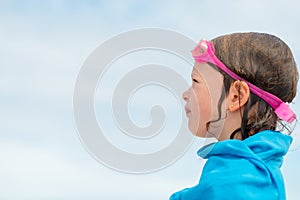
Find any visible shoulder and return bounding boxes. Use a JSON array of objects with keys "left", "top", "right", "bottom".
[{"left": 196, "top": 155, "right": 280, "bottom": 200}]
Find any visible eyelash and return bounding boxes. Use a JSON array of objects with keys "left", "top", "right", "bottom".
[{"left": 192, "top": 78, "right": 199, "bottom": 83}]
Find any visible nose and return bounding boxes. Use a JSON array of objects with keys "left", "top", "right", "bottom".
[{"left": 182, "top": 89, "right": 189, "bottom": 102}]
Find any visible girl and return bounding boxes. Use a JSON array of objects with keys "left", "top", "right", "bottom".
[{"left": 170, "top": 32, "right": 298, "bottom": 199}]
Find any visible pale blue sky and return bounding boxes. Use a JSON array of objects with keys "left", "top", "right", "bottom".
[{"left": 1, "top": 0, "right": 300, "bottom": 199}]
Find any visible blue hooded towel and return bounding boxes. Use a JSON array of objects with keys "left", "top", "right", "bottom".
[{"left": 169, "top": 130, "right": 292, "bottom": 200}]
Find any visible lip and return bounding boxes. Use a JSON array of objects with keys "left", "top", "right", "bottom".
[{"left": 185, "top": 106, "right": 191, "bottom": 116}]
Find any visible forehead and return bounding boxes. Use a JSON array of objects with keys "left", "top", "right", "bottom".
[{"left": 192, "top": 62, "right": 222, "bottom": 78}]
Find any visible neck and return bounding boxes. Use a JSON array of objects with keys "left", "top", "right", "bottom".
[{"left": 217, "top": 111, "right": 243, "bottom": 141}]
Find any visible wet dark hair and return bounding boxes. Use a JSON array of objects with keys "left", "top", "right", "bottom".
[{"left": 208, "top": 32, "right": 298, "bottom": 140}]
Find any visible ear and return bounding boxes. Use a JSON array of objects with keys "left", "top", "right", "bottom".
[{"left": 228, "top": 80, "right": 250, "bottom": 112}]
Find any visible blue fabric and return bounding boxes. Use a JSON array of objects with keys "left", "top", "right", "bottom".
[{"left": 169, "top": 130, "right": 292, "bottom": 200}]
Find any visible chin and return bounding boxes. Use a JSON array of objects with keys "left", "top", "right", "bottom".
[
  {"left": 196, "top": 133, "right": 211, "bottom": 138},
  {"left": 188, "top": 126, "right": 207, "bottom": 138}
]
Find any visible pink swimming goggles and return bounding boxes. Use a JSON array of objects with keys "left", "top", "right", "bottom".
[{"left": 192, "top": 39, "right": 296, "bottom": 123}]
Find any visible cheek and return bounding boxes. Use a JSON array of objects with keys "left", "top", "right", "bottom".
[
  {"left": 188, "top": 87, "right": 213, "bottom": 137},
  {"left": 196, "top": 86, "right": 212, "bottom": 117},
  {"left": 207, "top": 81, "right": 226, "bottom": 119}
]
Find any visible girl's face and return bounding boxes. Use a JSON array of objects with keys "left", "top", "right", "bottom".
[{"left": 183, "top": 62, "right": 225, "bottom": 138}]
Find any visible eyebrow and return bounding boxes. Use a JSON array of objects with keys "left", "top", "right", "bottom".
[{"left": 191, "top": 71, "right": 201, "bottom": 78}]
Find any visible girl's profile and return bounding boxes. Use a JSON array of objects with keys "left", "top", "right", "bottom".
[{"left": 170, "top": 32, "right": 298, "bottom": 200}]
